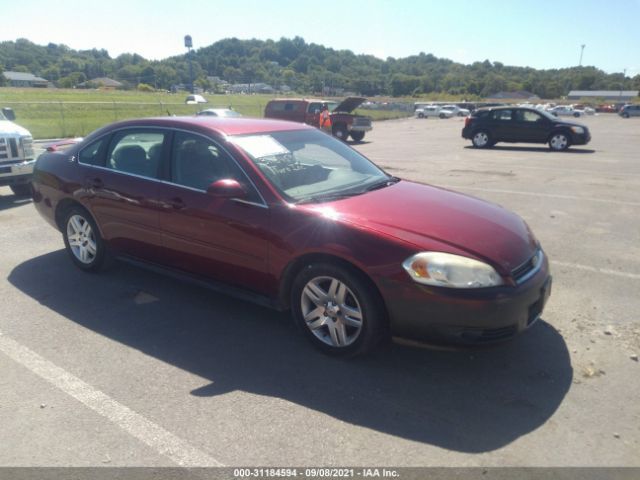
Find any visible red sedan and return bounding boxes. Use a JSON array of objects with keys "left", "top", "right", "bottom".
[{"left": 32, "top": 116, "right": 551, "bottom": 356}]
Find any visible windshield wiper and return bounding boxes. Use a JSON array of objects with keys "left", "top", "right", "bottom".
[
  {"left": 296, "top": 191, "right": 360, "bottom": 204},
  {"left": 362, "top": 176, "right": 400, "bottom": 192}
]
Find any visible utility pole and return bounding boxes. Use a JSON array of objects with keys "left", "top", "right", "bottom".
[
  {"left": 579, "top": 44, "right": 586, "bottom": 66},
  {"left": 184, "top": 35, "right": 194, "bottom": 94},
  {"left": 619, "top": 68, "right": 627, "bottom": 102}
]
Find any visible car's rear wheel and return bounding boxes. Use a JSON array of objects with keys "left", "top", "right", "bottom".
[
  {"left": 62, "top": 207, "right": 108, "bottom": 272},
  {"left": 573, "top": 112, "right": 580, "bottom": 117},
  {"left": 10, "top": 183, "right": 31, "bottom": 197},
  {"left": 548, "top": 132, "right": 570, "bottom": 151},
  {"left": 622, "top": 112, "right": 630, "bottom": 118},
  {"left": 350, "top": 131, "right": 365, "bottom": 142},
  {"left": 332, "top": 124, "right": 348, "bottom": 141},
  {"left": 417, "top": 113, "right": 424, "bottom": 118},
  {"left": 472, "top": 130, "right": 492, "bottom": 148},
  {"left": 291, "top": 263, "right": 387, "bottom": 356},
  {"left": 439, "top": 113, "right": 446, "bottom": 119}
]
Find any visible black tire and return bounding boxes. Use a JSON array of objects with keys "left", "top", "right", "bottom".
[
  {"left": 439, "top": 113, "right": 446, "bottom": 119},
  {"left": 417, "top": 113, "right": 424, "bottom": 118},
  {"left": 62, "top": 206, "right": 109, "bottom": 272},
  {"left": 548, "top": 131, "right": 571, "bottom": 151},
  {"left": 10, "top": 183, "right": 31, "bottom": 197},
  {"left": 471, "top": 130, "right": 492, "bottom": 148},
  {"left": 291, "top": 263, "right": 387, "bottom": 357},
  {"left": 332, "top": 124, "right": 348, "bottom": 141},
  {"left": 623, "top": 112, "right": 629, "bottom": 118},
  {"left": 573, "top": 112, "right": 580, "bottom": 117},
  {"left": 350, "top": 131, "right": 365, "bottom": 142}
]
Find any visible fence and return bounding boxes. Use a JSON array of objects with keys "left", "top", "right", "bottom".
[
  {"left": 4, "top": 100, "right": 412, "bottom": 139},
  {"left": 3, "top": 101, "right": 267, "bottom": 139}
]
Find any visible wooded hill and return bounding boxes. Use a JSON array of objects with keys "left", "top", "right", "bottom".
[{"left": 1, "top": 37, "right": 638, "bottom": 98}]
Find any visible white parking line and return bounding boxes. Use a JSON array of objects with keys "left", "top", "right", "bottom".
[
  {"left": 552, "top": 261, "right": 640, "bottom": 280},
  {"left": 0, "top": 331, "right": 224, "bottom": 467},
  {"left": 439, "top": 185, "right": 640, "bottom": 207}
]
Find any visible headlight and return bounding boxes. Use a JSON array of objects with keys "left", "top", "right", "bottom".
[
  {"left": 570, "top": 126, "right": 584, "bottom": 134},
  {"left": 402, "top": 252, "right": 503, "bottom": 288}
]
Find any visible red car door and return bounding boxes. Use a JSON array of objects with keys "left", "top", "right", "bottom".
[
  {"left": 158, "top": 131, "right": 271, "bottom": 295},
  {"left": 81, "top": 129, "right": 168, "bottom": 262}
]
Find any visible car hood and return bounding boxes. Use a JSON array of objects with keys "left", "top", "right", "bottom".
[
  {"left": 301, "top": 180, "right": 538, "bottom": 273},
  {"left": 554, "top": 119, "right": 587, "bottom": 129},
  {"left": 0, "top": 120, "right": 31, "bottom": 137},
  {"left": 332, "top": 97, "right": 367, "bottom": 113}
]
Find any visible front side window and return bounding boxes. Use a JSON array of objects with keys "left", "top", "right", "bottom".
[
  {"left": 170, "top": 132, "right": 261, "bottom": 202},
  {"left": 515, "top": 110, "right": 544, "bottom": 122},
  {"left": 106, "top": 130, "right": 166, "bottom": 178},
  {"left": 230, "top": 129, "right": 390, "bottom": 203}
]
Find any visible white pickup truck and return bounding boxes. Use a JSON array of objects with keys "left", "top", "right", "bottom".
[{"left": 0, "top": 108, "right": 35, "bottom": 196}]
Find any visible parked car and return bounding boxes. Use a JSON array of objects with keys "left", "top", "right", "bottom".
[
  {"left": 441, "top": 105, "right": 471, "bottom": 117},
  {"left": 264, "top": 97, "right": 372, "bottom": 141},
  {"left": 549, "top": 105, "right": 584, "bottom": 117},
  {"left": 32, "top": 116, "right": 551, "bottom": 356},
  {"left": 415, "top": 106, "right": 453, "bottom": 119},
  {"left": 618, "top": 104, "right": 640, "bottom": 118},
  {"left": 185, "top": 94, "right": 208, "bottom": 105},
  {"left": 196, "top": 108, "right": 242, "bottom": 118},
  {"left": 0, "top": 107, "right": 35, "bottom": 196},
  {"left": 596, "top": 104, "right": 617, "bottom": 113},
  {"left": 462, "top": 106, "right": 591, "bottom": 151}
]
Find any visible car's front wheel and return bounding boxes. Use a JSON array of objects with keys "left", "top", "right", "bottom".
[
  {"left": 548, "top": 132, "right": 570, "bottom": 151},
  {"left": 291, "top": 263, "right": 387, "bottom": 356},
  {"left": 471, "top": 130, "right": 492, "bottom": 148},
  {"left": 62, "top": 207, "right": 108, "bottom": 272},
  {"left": 350, "top": 131, "right": 365, "bottom": 142},
  {"left": 332, "top": 124, "right": 348, "bottom": 141}
]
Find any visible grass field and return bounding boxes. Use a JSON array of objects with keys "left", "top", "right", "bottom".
[{"left": 0, "top": 88, "right": 412, "bottom": 139}]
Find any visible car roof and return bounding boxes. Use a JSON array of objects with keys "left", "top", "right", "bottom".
[{"left": 85, "top": 116, "right": 313, "bottom": 140}]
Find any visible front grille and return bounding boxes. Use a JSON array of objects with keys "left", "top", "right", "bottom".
[
  {"left": 0, "top": 138, "right": 7, "bottom": 160},
  {"left": 512, "top": 250, "right": 543, "bottom": 284}
]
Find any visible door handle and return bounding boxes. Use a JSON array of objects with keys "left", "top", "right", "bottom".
[{"left": 86, "top": 177, "right": 103, "bottom": 189}]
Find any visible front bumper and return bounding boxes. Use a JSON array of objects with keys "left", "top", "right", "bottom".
[
  {"left": 380, "top": 260, "right": 552, "bottom": 345},
  {"left": 348, "top": 125, "right": 373, "bottom": 133},
  {"left": 0, "top": 159, "right": 35, "bottom": 187},
  {"left": 571, "top": 131, "right": 591, "bottom": 146}
]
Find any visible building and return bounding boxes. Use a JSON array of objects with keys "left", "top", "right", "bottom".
[
  {"left": 487, "top": 91, "right": 540, "bottom": 100},
  {"left": 77, "top": 77, "right": 123, "bottom": 90},
  {"left": 2, "top": 71, "right": 49, "bottom": 88},
  {"left": 568, "top": 90, "right": 639, "bottom": 101}
]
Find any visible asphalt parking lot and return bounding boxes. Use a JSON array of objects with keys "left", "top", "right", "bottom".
[{"left": 0, "top": 114, "right": 639, "bottom": 467}]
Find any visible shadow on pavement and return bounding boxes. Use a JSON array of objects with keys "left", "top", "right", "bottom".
[
  {"left": 9, "top": 250, "right": 573, "bottom": 453},
  {"left": 463, "top": 145, "right": 595, "bottom": 154},
  {"left": 0, "top": 193, "right": 32, "bottom": 211}
]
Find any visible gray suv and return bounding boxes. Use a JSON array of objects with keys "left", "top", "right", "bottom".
[{"left": 619, "top": 104, "right": 640, "bottom": 118}]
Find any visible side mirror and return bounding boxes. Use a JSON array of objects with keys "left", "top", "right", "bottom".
[
  {"left": 206, "top": 178, "right": 247, "bottom": 199},
  {"left": 2, "top": 107, "right": 16, "bottom": 121}
]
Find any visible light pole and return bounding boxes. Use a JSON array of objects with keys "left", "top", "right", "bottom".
[
  {"left": 579, "top": 44, "right": 586, "bottom": 66},
  {"left": 619, "top": 68, "right": 627, "bottom": 103},
  {"left": 184, "top": 35, "right": 194, "bottom": 94}
]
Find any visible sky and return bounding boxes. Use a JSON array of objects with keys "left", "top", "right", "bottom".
[{"left": 2, "top": 0, "right": 639, "bottom": 76}]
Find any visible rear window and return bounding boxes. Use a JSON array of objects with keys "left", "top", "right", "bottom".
[{"left": 268, "top": 101, "right": 302, "bottom": 112}]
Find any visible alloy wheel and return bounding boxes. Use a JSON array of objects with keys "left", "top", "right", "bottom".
[
  {"left": 300, "top": 276, "right": 363, "bottom": 347},
  {"left": 66, "top": 214, "right": 97, "bottom": 264}
]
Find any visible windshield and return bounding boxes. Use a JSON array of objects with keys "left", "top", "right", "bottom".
[
  {"left": 0, "top": 111, "right": 5, "bottom": 121},
  {"left": 230, "top": 129, "right": 390, "bottom": 203}
]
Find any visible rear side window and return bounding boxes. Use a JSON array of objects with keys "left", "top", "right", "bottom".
[
  {"left": 106, "top": 130, "right": 167, "bottom": 179},
  {"left": 492, "top": 110, "right": 513, "bottom": 121},
  {"left": 78, "top": 138, "right": 106, "bottom": 166}
]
